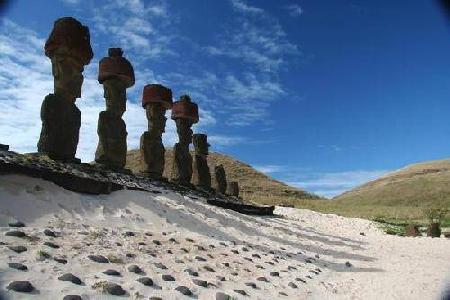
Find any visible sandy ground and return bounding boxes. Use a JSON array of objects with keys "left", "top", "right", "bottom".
[{"left": 0, "top": 174, "right": 449, "bottom": 300}]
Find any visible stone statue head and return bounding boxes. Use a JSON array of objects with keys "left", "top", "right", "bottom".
[
  {"left": 175, "top": 118, "right": 193, "bottom": 145},
  {"left": 103, "top": 78, "right": 127, "bottom": 117},
  {"left": 146, "top": 102, "right": 167, "bottom": 134},
  {"left": 193, "top": 134, "right": 209, "bottom": 155},
  {"left": 52, "top": 55, "right": 84, "bottom": 102}
]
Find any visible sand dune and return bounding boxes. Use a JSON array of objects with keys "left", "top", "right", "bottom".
[{"left": 0, "top": 174, "right": 449, "bottom": 299}]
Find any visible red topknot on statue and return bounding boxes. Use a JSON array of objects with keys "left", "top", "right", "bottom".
[
  {"left": 44, "top": 17, "right": 93, "bottom": 67},
  {"left": 142, "top": 84, "right": 173, "bottom": 109},
  {"left": 171, "top": 95, "right": 199, "bottom": 123},
  {"left": 98, "top": 48, "right": 135, "bottom": 88}
]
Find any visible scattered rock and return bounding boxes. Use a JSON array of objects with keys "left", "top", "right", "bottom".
[
  {"left": 175, "top": 286, "right": 192, "bottom": 296},
  {"left": 127, "top": 264, "right": 143, "bottom": 274},
  {"left": 196, "top": 245, "right": 207, "bottom": 251},
  {"left": 44, "top": 241, "right": 60, "bottom": 248},
  {"left": 126, "top": 253, "right": 136, "bottom": 258},
  {"left": 8, "top": 221, "right": 25, "bottom": 227},
  {"left": 7, "top": 281, "right": 34, "bottom": 293},
  {"left": 54, "top": 257, "right": 68, "bottom": 264},
  {"left": 192, "top": 279, "right": 207, "bottom": 287},
  {"left": 154, "top": 262, "right": 167, "bottom": 270},
  {"left": 175, "top": 259, "right": 184, "bottom": 263},
  {"left": 216, "top": 276, "right": 226, "bottom": 281},
  {"left": 162, "top": 274, "right": 175, "bottom": 281},
  {"left": 252, "top": 253, "right": 261, "bottom": 259},
  {"left": 288, "top": 266, "right": 297, "bottom": 271},
  {"left": 305, "top": 259, "right": 312, "bottom": 263},
  {"left": 345, "top": 261, "right": 352, "bottom": 268},
  {"left": 137, "top": 277, "right": 153, "bottom": 286},
  {"left": 242, "top": 247, "right": 249, "bottom": 252},
  {"left": 8, "top": 245, "right": 27, "bottom": 253},
  {"left": 295, "top": 278, "right": 306, "bottom": 283},
  {"left": 44, "top": 229, "right": 56, "bottom": 237},
  {"left": 216, "top": 292, "right": 232, "bottom": 300},
  {"left": 231, "top": 250, "right": 239, "bottom": 254},
  {"left": 223, "top": 262, "right": 230, "bottom": 267},
  {"left": 245, "top": 282, "right": 257, "bottom": 289},
  {"left": 149, "top": 297, "right": 162, "bottom": 300},
  {"left": 88, "top": 255, "right": 109, "bottom": 263},
  {"left": 186, "top": 238, "right": 194, "bottom": 242},
  {"left": 169, "top": 237, "right": 179, "bottom": 244},
  {"left": 234, "top": 289, "right": 247, "bottom": 296},
  {"left": 145, "top": 232, "right": 153, "bottom": 236},
  {"left": 195, "top": 256, "right": 207, "bottom": 261},
  {"left": 288, "top": 282, "right": 298, "bottom": 288},
  {"left": 103, "top": 269, "right": 121, "bottom": 276},
  {"left": 256, "top": 265, "right": 264, "bottom": 269},
  {"left": 279, "top": 291, "right": 288, "bottom": 296},
  {"left": 184, "top": 268, "right": 199, "bottom": 277},
  {"left": 270, "top": 271, "right": 280, "bottom": 277},
  {"left": 63, "top": 296, "right": 82, "bottom": 300},
  {"left": 203, "top": 266, "right": 215, "bottom": 272},
  {"left": 152, "top": 240, "right": 162, "bottom": 245},
  {"left": 180, "top": 248, "right": 189, "bottom": 253},
  {"left": 123, "top": 231, "right": 135, "bottom": 237},
  {"left": 58, "top": 273, "right": 82, "bottom": 285},
  {"left": 5, "top": 231, "right": 26, "bottom": 238},
  {"left": 105, "top": 282, "right": 126, "bottom": 296},
  {"left": 8, "top": 262, "right": 28, "bottom": 271},
  {"left": 257, "top": 277, "right": 268, "bottom": 282},
  {"left": 360, "top": 232, "right": 365, "bottom": 236}
]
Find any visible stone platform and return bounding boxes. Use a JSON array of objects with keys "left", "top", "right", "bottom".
[{"left": 0, "top": 150, "right": 274, "bottom": 216}]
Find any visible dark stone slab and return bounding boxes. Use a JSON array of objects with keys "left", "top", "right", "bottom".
[
  {"left": 58, "top": 273, "right": 82, "bottom": 285},
  {"left": 8, "top": 262, "right": 28, "bottom": 271},
  {"left": 6, "top": 281, "right": 34, "bottom": 293}
]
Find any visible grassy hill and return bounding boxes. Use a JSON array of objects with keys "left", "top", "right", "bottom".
[
  {"left": 298, "top": 159, "right": 450, "bottom": 224},
  {"left": 126, "top": 149, "right": 321, "bottom": 205}
]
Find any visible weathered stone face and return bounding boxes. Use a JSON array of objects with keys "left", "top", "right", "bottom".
[
  {"left": 140, "top": 131, "right": 165, "bottom": 178},
  {"left": 193, "top": 134, "right": 209, "bottom": 156},
  {"left": 175, "top": 119, "right": 193, "bottom": 145},
  {"left": 214, "top": 165, "right": 227, "bottom": 194},
  {"left": 146, "top": 103, "right": 167, "bottom": 135},
  {"left": 52, "top": 55, "right": 84, "bottom": 102},
  {"left": 192, "top": 155, "right": 211, "bottom": 188},
  {"left": 171, "top": 142, "right": 193, "bottom": 184},
  {"left": 104, "top": 78, "right": 127, "bottom": 117}
]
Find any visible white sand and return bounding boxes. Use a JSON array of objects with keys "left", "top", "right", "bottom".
[{"left": 0, "top": 174, "right": 449, "bottom": 300}]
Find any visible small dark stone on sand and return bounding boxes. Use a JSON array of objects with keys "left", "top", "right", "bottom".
[
  {"left": 184, "top": 268, "right": 199, "bottom": 277},
  {"left": 145, "top": 232, "right": 153, "bottom": 236},
  {"left": 279, "top": 292, "right": 288, "bottom": 296},
  {"left": 180, "top": 247, "right": 189, "bottom": 253},
  {"left": 128, "top": 264, "right": 143, "bottom": 274},
  {"left": 8, "top": 262, "right": 27, "bottom": 271},
  {"left": 185, "top": 238, "right": 194, "bottom": 242},
  {"left": 123, "top": 231, "right": 135, "bottom": 237},
  {"left": 44, "top": 229, "right": 56, "bottom": 237},
  {"left": 234, "top": 289, "right": 247, "bottom": 296},
  {"left": 270, "top": 271, "right": 280, "bottom": 277},
  {"left": 245, "top": 282, "right": 257, "bottom": 289},
  {"left": 5, "top": 231, "right": 26, "bottom": 238},
  {"left": 305, "top": 259, "right": 312, "bottom": 263},
  {"left": 8, "top": 245, "right": 27, "bottom": 253},
  {"left": 360, "top": 232, "right": 365, "bottom": 236},
  {"left": 103, "top": 269, "right": 121, "bottom": 276},
  {"left": 256, "top": 265, "right": 264, "bottom": 269},
  {"left": 203, "top": 266, "right": 215, "bottom": 272},
  {"left": 175, "top": 286, "right": 192, "bottom": 295},
  {"left": 244, "top": 257, "right": 253, "bottom": 262},
  {"left": 152, "top": 240, "right": 161, "bottom": 246},
  {"left": 126, "top": 253, "right": 135, "bottom": 258},
  {"left": 138, "top": 242, "right": 146, "bottom": 245},
  {"left": 175, "top": 259, "right": 184, "bottom": 263},
  {"left": 8, "top": 221, "right": 25, "bottom": 228},
  {"left": 44, "top": 241, "right": 60, "bottom": 248},
  {"left": 162, "top": 274, "right": 175, "bottom": 281},
  {"left": 252, "top": 253, "right": 261, "bottom": 259},
  {"left": 288, "top": 266, "right": 297, "bottom": 271},
  {"left": 88, "top": 255, "right": 109, "bottom": 263},
  {"left": 345, "top": 261, "right": 352, "bottom": 267},
  {"left": 231, "top": 250, "right": 239, "bottom": 254},
  {"left": 58, "top": 273, "right": 82, "bottom": 285},
  {"left": 195, "top": 256, "right": 207, "bottom": 261},
  {"left": 231, "top": 272, "right": 238, "bottom": 276},
  {"left": 257, "top": 277, "right": 268, "bottom": 282},
  {"left": 242, "top": 247, "right": 249, "bottom": 252},
  {"left": 54, "top": 257, "right": 68, "bottom": 264},
  {"left": 216, "top": 276, "right": 226, "bottom": 281},
  {"left": 219, "top": 242, "right": 227, "bottom": 246},
  {"left": 288, "top": 282, "right": 298, "bottom": 288},
  {"left": 105, "top": 282, "right": 126, "bottom": 296},
  {"left": 193, "top": 279, "right": 208, "bottom": 287},
  {"left": 137, "top": 277, "right": 153, "bottom": 286},
  {"left": 154, "top": 262, "right": 167, "bottom": 270},
  {"left": 295, "top": 278, "right": 307, "bottom": 283},
  {"left": 223, "top": 262, "right": 230, "bottom": 267},
  {"left": 166, "top": 249, "right": 173, "bottom": 254},
  {"left": 149, "top": 297, "right": 162, "bottom": 300},
  {"left": 63, "top": 295, "right": 83, "bottom": 300},
  {"left": 216, "top": 292, "right": 232, "bottom": 300},
  {"left": 196, "top": 245, "right": 207, "bottom": 251},
  {"left": 169, "top": 237, "right": 178, "bottom": 244},
  {"left": 7, "top": 281, "right": 34, "bottom": 293}
]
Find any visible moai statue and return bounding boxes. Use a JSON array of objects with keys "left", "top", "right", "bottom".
[
  {"left": 37, "top": 17, "right": 93, "bottom": 162},
  {"left": 95, "top": 48, "right": 135, "bottom": 169},
  {"left": 191, "top": 134, "right": 211, "bottom": 189},
  {"left": 140, "top": 84, "right": 173, "bottom": 178},
  {"left": 227, "top": 181, "right": 240, "bottom": 197},
  {"left": 170, "top": 95, "right": 199, "bottom": 185},
  {"left": 214, "top": 164, "right": 227, "bottom": 195}
]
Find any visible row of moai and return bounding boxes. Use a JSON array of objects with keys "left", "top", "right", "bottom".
[{"left": 36, "top": 17, "right": 240, "bottom": 197}]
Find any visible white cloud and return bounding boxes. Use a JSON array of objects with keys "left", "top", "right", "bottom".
[
  {"left": 287, "top": 170, "right": 389, "bottom": 199},
  {"left": 285, "top": 4, "right": 303, "bottom": 17},
  {"left": 254, "top": 164, "right": 284, "bottom": 174},
  {"left": 230, "top": 0, "right": 264, "bottom": 15}
]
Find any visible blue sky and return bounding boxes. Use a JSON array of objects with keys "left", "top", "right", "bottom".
[{"left": 1, "top": 0, "right": 450, "bottom": 198}]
